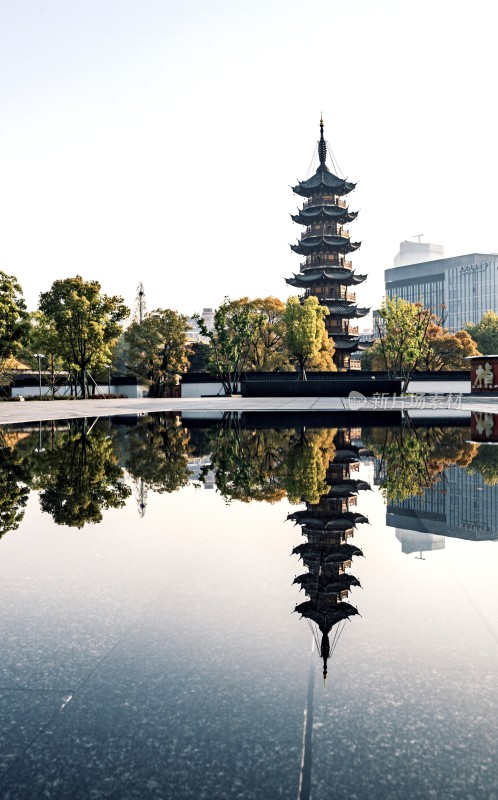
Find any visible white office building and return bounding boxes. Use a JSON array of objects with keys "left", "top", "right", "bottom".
[{"left": 385, "top": 241, "right": 498, "bottom": 330}]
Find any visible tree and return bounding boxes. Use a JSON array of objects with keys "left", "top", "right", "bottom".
[
  {"left": 25, "top": 311, "right": 68, "bottom": 395},
  {"left": 465, "top": 311, "right": 498, "bottom": 356},
  {"left": 419, "top": 325, "right": 479, "bottom": 370},
  {"left": 196, "top": 298, "right": 254, "bottom": 395},
  {"left": 359, "top": 340, "right": 383, "bottom": 371},
  {"left": 187, "top": 341, "right": 212, "bottom": 372},
  {"left": 124, "top": 309, "right": 191, "bottom": 397},
  {"left": 375, "top": 297, "right": 440, "bottom": 391},
  {"left": 0, "top": 271, "right": 30, "bottom": 390},
  {"left": 282, "top": 295, "right": 335, "bottom": 379},
  {"left": 307, "top": 327, "right": 336, "bottom": 371},
  {"left": 39, "top": 276, "right": 129, "bottom": 398},
  {"left": 243, "top": 296, "right": 292, "bottom": 372}
]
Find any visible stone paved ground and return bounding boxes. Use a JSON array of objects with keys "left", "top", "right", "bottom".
[{"left": 0, "top": 394, "right": 498, "bottom": 425}]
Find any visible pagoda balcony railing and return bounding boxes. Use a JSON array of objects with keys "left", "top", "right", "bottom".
[
  {"left": 304, "top": 227, "right": 350, "bottom": 239},
  {"left": 301, "top": 256, "right": 352, "bottom": 269},
  {"left": 303, "top": 196, "right": 347, "bottom": 209},
  {"left": 302, "top": 291, "right": 357, "bottom": 304},
  {"left": 327, "top": 323, "right": 359, "bottom": 335}
]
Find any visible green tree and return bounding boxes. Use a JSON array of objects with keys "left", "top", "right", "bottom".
[
  {"left": 24, "top": 311, "right": 68, "bottom": 395},
  {"left": 243, "top": 296, "right": 292, "bottom": 372},
  {"left": 124, "top": 309, "right": 191, "bottom": 397},
  {"left": 196, "top": 298, "right": 253, "bottom": 395},
  {"left": 187, "top": 341, "right": 212, "bottom": 372},
  {"left": 39, "top": 276, "right": 129, "bottom": 398},
  {"left": 31, "top": 420, "right": 131, "bottom": 527},
  {"left": 375, "top": 297, "right": 440, "bottom": 391},
  {"left": 282, "top": 295, "right": 335, "bottom": 379},
  {"left": 359, "top": 339, "right": 383, "bottom": 371},
  {"left": 0, "top": 271, "right": 30, "bottom": 390},
  {"left": 465, "top": 311, "right": 498, "bottom": 356}
]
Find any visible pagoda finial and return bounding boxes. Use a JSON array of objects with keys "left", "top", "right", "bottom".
[{"left": 318, "top": 114, "right": 327, "bottom": 166}]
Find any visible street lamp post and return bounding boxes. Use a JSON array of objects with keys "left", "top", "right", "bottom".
[
  {"left": 106, "top": 365, "right": 111, "bottom": 396},
  {"left": 34, "top": 354, "right": 44, "bottom": 399}
]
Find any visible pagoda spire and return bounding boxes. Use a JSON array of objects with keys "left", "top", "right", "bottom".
[{"left": 318, "top": 114, "right": 327, "bottom": 166}]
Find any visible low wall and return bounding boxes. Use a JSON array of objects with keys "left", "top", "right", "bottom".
[
  {"left": 240, "top": 378, "right": 402, "bottom": 397},
  {"left": 180, "top": 371, "right": 471, "bottom": 398}
]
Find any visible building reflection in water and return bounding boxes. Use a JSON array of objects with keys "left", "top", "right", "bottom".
[{"left": 290, "top": 428, "right": 372, "bottom": 681}]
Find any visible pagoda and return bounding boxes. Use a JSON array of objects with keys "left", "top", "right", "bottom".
[
  {"left": 286, "top": 118, "right": 371, "bottom": 370},
  {"left": 290, "top": 429, "right": 371, "bottom": 681}
]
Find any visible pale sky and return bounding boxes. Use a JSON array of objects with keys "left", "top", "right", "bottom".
[{"left": 1, "top": 0, "right": 496, "bottom": 319}]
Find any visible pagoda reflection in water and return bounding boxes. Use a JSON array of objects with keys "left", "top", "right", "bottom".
[{"left": 290, "top": 429, "right": 372, "bottom": 680}]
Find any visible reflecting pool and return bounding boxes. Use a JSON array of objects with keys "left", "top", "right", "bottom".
[{"left": 0, "top": 412, "right": 497, "bottom": 799}]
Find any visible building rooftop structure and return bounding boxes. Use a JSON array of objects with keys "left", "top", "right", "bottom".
[{"left": 393, "top": 239, "right": 444, "bottom": 267}]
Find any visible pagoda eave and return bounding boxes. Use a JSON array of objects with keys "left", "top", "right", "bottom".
[
  {"left": 290, "top": 237, "right": 361, "bottom": 256},
  {"left": 323, "top": 301, "right": 362, "bottom": 317},
  {"left": 292, "top": 167, "right": 356, "bottom": 198},
  {"left": 291, "top": 208, "right": 359, "bottom": 225},
  {"left": 284, "top": 268, "right": 367, "bottom": 288},
  {"left": 331, "top": 336, "right": 362, "bottom": 351}
]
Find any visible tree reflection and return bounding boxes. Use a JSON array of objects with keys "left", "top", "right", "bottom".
[
  {"left": 203, "top": 417, "right": 337, "bottom": 505},
  {"left": 0, "top": 430, "right": 30, "bottom": 538},
  {"left": 118, "top": 413, "right": 191, "bottom": 494},
  {"left": 362, "top": 424, "right": 478, "bottom": 503},
  {"left": 32, "top": 420, "right": 130, "bottom": 528},
  {"left": 466, "top": 446, "right": 498, "bottom": 485}
]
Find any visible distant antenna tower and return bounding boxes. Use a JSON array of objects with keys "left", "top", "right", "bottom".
[{"left": 133, "top": 283, "right": 147, "bottom": 323}]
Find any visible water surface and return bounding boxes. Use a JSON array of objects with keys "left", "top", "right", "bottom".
[{"left": 0, "top": 413, "right": 497, "bottom": 799}]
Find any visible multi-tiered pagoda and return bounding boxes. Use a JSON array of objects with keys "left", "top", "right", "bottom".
[
  {"left": 290, "top": 429, "right": 371, "bottom": 681},
  {"left": 286, "top": 119, "right": 370, "bottom": 370}
]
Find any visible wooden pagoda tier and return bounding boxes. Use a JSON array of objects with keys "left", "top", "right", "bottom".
[
  {"left": 290, "top": 429, "right": 371, "bottom": 680},
  {"left": 285, "top": 117, "right": 372, "bottom": 369}
]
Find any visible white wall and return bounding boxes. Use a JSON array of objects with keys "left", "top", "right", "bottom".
[
  {"left": 407, "top": 379, "right": 470, "bottom": 394},
  {"left": 11, "top": 382, "right": 149, "bottom": 398},
  {"left": 181, "top": 381, "right": 227, "bottom": 398}
]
